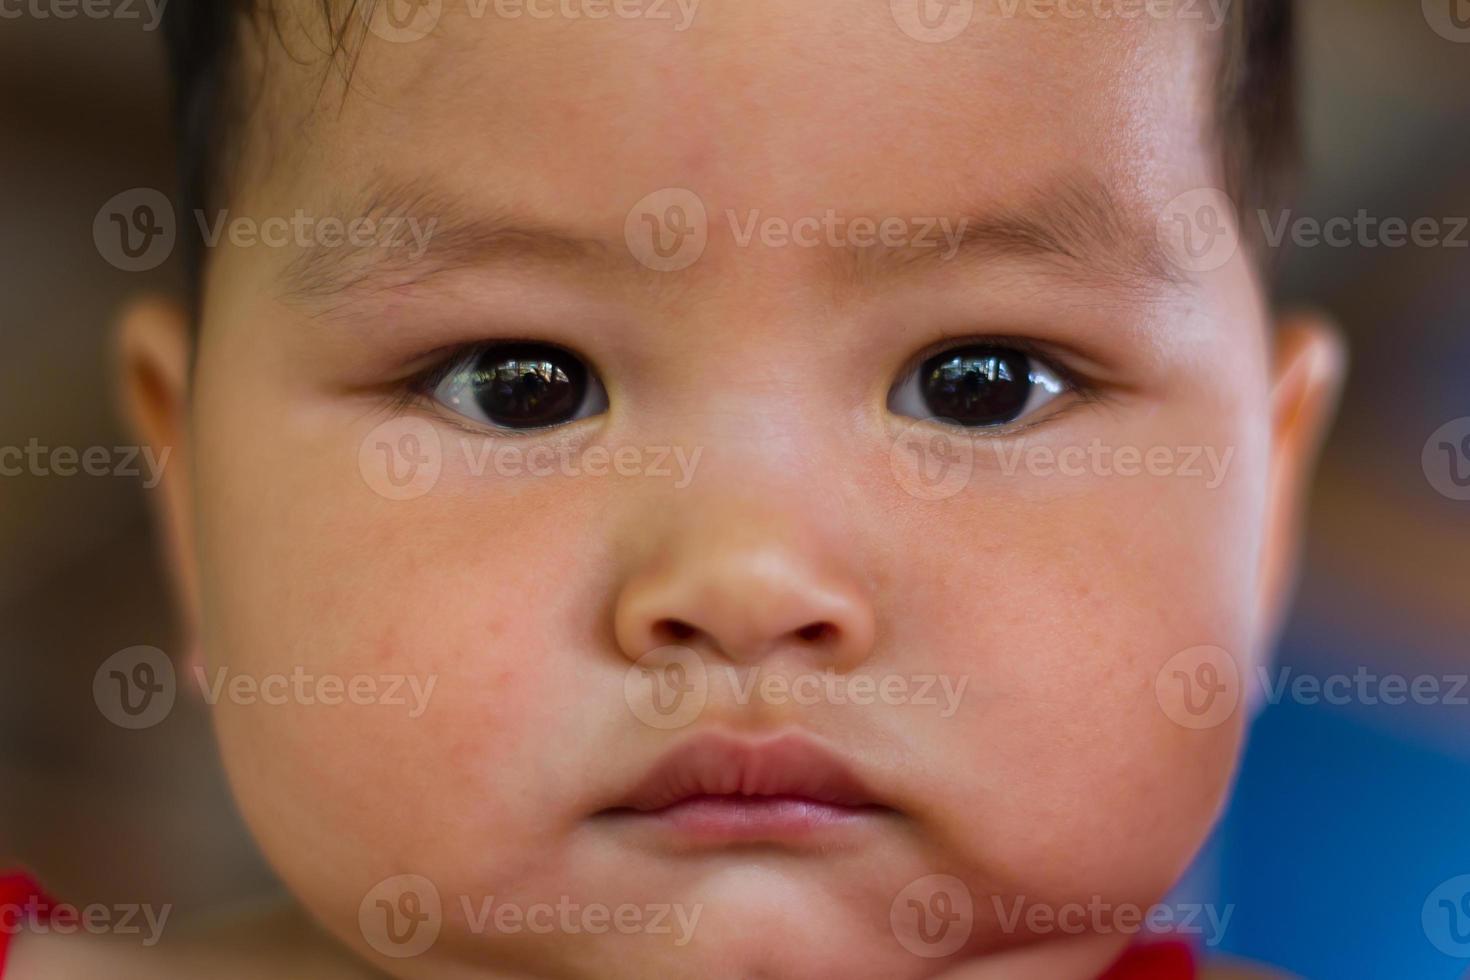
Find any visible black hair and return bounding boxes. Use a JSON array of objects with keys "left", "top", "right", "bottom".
[{"left": 159, "top": 0, "right": 1296, "bottom": 320}]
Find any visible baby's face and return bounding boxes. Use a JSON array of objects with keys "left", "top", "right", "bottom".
[{"left": 174, "top": 1, "right": 1295, "bottom": 976}]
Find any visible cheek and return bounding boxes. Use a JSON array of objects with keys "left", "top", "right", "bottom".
[
  {"left": 886, "top": 424, "right": 1265, "bottom": 901},
  {"left": 194, "top": 403, "right": 615, "bottom": 902}
]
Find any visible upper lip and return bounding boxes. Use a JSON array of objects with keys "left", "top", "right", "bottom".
[{"left": 603, "top": 732, "right": 885, "bottom": 813}]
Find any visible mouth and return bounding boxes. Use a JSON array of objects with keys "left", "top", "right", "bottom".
[{"left": 595, "top": 733, "right": 894, "bottom": 845}]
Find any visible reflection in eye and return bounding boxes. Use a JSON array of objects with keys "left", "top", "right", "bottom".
[
  {"left": 431, "top": 343, "right": 608, "bottom": 431},
  {"left": 888, "top": 344, "right": 1068, "bottom": 428}
]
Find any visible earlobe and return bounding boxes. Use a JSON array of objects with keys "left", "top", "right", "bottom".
[
  {"left": 115, "top": 295, "right": 203, "bottom": 675},
  {"left": 1256, "top": 309, "right": 1348, "bottom": 653}
]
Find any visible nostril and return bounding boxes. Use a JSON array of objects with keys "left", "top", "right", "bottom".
[
  {"left": 655, "top": 618, "right": 698, "bottom": 643},
  {"left": 796, "top": 622, "right": 835, "bottom": 643}
]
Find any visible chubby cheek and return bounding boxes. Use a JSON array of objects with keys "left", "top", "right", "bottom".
[
  {"left": 892, "top": 422, "right": 1265, "bottom": 906},
  {"left": 196, "top": 410, "right": 619, "bottom": 916}
]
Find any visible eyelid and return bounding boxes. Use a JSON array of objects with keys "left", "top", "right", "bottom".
[
  {"left": 893, "top": 334, "right": 1087, "bottom": 394},
  {"left": 407, "top": 340, "right": 608, "bottom": 433},
  {"left": 888, "top": 337, "right": 1085, "bottom": 433}
]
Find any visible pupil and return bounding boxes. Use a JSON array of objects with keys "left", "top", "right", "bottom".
[
  {"left": 919, "top": 347, "right": 1032, "bottom": 426},
  {"left": 468, "top": 344, "right": 587, "bottom": 428}
]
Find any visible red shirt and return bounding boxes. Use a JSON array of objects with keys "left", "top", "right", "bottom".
[{"left": 0, "top": 873, "right": 55, "bottom": 976}]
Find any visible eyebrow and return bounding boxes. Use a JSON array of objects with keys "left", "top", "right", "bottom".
[
  {"left": 278, "top": 173, "right": 1185, "bottom": 312},
  {"left": 278, "top": 181, "right": 619, "bottom": 310},
  {"left": 837, "top": 176, "right": 1187, "bottom": 295}
]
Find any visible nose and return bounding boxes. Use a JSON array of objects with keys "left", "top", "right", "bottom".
[{"left": 613, "top": 503, "right": 876, "bottom": 671}]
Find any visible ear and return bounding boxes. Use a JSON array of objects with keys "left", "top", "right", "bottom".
[
  {"left": 1255, "top": 310, "right": 1347, "bottom": 652},
  {"left": 115, "top": 296, "right": 203, "bottom": 676}
]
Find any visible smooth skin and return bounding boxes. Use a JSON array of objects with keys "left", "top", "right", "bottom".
[{"left": 17, "top": 0, "right": 1342, "bottom": 977}]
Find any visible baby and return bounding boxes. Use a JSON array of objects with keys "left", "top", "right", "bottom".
[{"left": 8, "top": 0, "right": 1344, "bottom": 976}]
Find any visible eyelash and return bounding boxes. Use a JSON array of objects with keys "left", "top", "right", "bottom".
[
  {"left": 393, "top": 335, "right": 1097, "bottom": 432},
  {"left": 896, "top": 334, "right": 1086, "bottom": 393}
]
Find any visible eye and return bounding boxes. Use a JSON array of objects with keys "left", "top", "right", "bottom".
[
  {"left": 888, "top": 343, "right": 1068, "bottom": 428},
  {"left": 429, "top": 342, "right": 608, "bottom": 431}
]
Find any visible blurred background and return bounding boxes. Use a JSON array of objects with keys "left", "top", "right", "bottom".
[{"left": 1, "top": 1, "right": 1467, "bottom": 976}]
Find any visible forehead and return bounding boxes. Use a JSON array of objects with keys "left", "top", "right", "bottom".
[{"left": 248, "top": 0, "right": 1220, "bottom": 234}]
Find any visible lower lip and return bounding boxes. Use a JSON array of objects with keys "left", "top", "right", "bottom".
[{"left": 608, "top": 795, "right": 887, "bottom": 844}]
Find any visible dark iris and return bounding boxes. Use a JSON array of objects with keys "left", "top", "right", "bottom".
[
  {"left": 918, "top": 346, "right": 1033, "bottom": 426},
  {"left": 462, "top": 343, "right": 589, "bottom": 429}
]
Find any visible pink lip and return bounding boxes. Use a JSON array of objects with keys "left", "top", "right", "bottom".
[{"left": 599, "top": 734, "right": 891, "bottom": 843}]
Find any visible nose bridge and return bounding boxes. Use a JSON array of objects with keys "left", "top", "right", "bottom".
[{"left": 612, "top": 483, "right": 876, "bottom": 671}]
